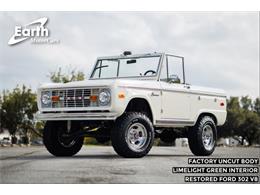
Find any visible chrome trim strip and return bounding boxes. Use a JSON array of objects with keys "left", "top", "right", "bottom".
[
  {"left": 36, "top": 112, "right": 118, "bottom": 121},
  {"left": 156, "top": 119, "right": 194, "bottom": 125},
  {"left": 40, "top": 106, "right": 112, "bottom": 112},
  {"left": 155, "top": 119, "right": 195, "bottom": 127}
]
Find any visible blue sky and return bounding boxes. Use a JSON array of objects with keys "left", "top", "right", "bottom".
[{"left": 0, "top": 12, "right": 259, "bottom": 98}]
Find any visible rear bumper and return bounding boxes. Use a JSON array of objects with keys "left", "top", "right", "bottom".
[{"left": 35, "top": 111, "right": 118, "bottom": 121}]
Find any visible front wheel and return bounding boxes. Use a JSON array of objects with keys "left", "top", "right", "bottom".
[
  {"left": 43, "top": 121, "right": 84, "bottom": 157},
  {"left": 111, "top": 112, "right": 154, "bottom": 158},
  {"left": 188, "top": 116, "right": 217, "bottom": 156}
]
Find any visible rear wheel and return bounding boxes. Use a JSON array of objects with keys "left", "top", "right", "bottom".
[
  {"left": 43, "top": 121, "right": 84, "bottom": 156},
  {"left": 111, "top": 112, "right": 154, "bottom": 158},
  {"left": 188, "top": 116, "right": 217, "bottom": 156}
]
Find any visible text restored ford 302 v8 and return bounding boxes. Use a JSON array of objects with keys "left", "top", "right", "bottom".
[{"left": 36, "top": 52, "right": 227, "bottom": 158}]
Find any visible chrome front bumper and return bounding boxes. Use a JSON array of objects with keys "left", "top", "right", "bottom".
[{"left": 35, "top": 111, "right": 118, "bottom": 121}]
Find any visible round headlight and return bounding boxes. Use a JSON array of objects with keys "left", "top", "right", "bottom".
[
  {"left": 41, "top": 92, "right": 51, "bottom": 105},
  {"left": 99, "top": 89, "right": 111, "bottom": 106}
]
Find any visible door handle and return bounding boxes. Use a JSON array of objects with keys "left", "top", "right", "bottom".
[
  {"left": 184, "top": 85, "right": 190, "bottom": 89},
  {"left": 151, "top": 92, "right": 160, "bottom": 96}
]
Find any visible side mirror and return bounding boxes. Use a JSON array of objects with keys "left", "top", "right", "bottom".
[
  {"left": 168, "top": 74, "right": 181, "bottom": 84},
  {"left": 123, "top": 51, "right": 132, "bottom": 56}
]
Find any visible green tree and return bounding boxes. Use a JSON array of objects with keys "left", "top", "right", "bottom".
[
  {"left": 237, "top": 111, "right": 260, "bottom": 145},
  {"left": 49, "top": 67, "right": 85, "bottom": 83},
  {"left": 219, "top": 97, "right": 244, "bottom": 138},
  {"left": 238, "top": 96, "right": 260, "bottom": 145},
  {"left": 253, "top": 98, "right": 260, "bottom": 115},
  {"left": 0, "top": 85, "right": 37, "bottom": 143},
  {"left": 240, "top": 96, "right": 252, "bottom": 110},
  {"left": 219, "top": 96, "right": 260, "bottom": 145}
]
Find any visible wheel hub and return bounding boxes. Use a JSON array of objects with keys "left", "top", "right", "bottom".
[
  {"left": 202, "top": 124, "right": 214, "bottom": 151},
  {"left": 126, "top": 123, "right": 148, "bottom": 152}
]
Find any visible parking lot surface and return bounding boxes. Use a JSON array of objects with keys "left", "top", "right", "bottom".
[{"left": 0, "top": 146, "right": 259, "bottom": 183}]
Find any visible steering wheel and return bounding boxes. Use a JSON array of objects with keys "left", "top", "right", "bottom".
[{"left": 144, "top": 70, "right": 156, "bottom": 76}]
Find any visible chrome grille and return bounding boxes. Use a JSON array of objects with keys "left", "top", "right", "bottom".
[{"left": 51, "top": 88, "right": 92, "bottom": 108}]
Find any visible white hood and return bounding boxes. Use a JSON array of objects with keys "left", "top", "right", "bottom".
[{"left": 39, "top": 79, "right": 117, "bottom": 89}]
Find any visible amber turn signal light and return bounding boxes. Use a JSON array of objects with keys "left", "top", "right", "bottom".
[
  {"left": 90, "top": 95, "right": 98, "bottom": 102},
  {"left": 51, "top": 96, "right": 60, "bottom": 102},
  {"left": 118, "top": 93, "right": 125, "bottom": 99}
]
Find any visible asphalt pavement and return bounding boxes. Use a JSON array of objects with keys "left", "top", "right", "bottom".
[{"left": 0, "top": 146, "right": 259, "bottom": 183}]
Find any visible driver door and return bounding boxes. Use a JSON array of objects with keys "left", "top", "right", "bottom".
[{"left": 159, "top": 55, "right": 191, "bottom": 121}]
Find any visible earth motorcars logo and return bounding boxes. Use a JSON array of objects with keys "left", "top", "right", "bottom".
[{"left": 8, "top": 17, "right": 60, "bottom": 45}]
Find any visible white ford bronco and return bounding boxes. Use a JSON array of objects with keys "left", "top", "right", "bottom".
[{"left": 36, "top": 52, "right": 227, "bottom": 158}]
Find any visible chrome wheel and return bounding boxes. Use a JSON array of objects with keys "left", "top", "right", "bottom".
[
  {"left": 126, "top": 123, "right": 148, "bottom": 152},
  {"left": 202, "top": 124, "right": 215, "bottom": 151}
]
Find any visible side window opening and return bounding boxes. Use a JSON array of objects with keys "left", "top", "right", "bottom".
[
  {"left": 165, "top": 55, "right": 185, "bottom": 84},
  {"left": 160, "top": 57, "right": 168, "bottom": 82}
]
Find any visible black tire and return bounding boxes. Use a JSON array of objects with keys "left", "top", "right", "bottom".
[
  {"left": 43, "top": 121, "right": 84, "bottom": 157},
  {"left": 188, "top": 116, "right": 217, "bottom": 156},
  {"left": 111, "top": 112, "right": 154, "bottom": 158}
]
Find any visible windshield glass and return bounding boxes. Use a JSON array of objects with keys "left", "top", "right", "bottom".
[{"left": 91, "top": 56, "right": 161, "bottom": 79}]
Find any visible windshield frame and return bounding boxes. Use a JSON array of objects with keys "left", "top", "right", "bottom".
[{"left": 89, "top": 53, "right": 163, "bottom": 80}]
